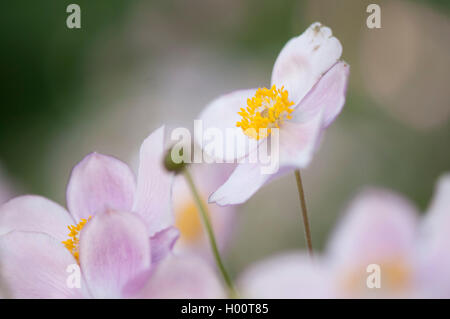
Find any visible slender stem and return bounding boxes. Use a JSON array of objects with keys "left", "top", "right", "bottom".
[
  {"left": 183, "top": 169, "right": 237, "bottom": 297},
  {"left": 294, "top": 169, "right": 314, "bottom": 257}
]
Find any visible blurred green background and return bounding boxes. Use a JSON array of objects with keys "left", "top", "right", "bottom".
[{"left": 0, "top": 0, "right": 449, "bottom": 275}]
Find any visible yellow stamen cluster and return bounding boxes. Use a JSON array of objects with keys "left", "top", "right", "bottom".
[
  {"left": 236, "top": 85, "right": 295, "bottom": 140},
  {"left": 62, "top": 217, "right": 91, "bottom": 263}
]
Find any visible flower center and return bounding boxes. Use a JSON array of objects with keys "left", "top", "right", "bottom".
[
  {"left": 236, "top": 85, "right": 295, "bottom": 140},
  {"left": 341, "top": 259, "right": 412, "bottom": 296},
  {"left": 62, "top": 217, "right": 91, "bottom": 263},
  {"left": 175, "top": 199, "right": 207, "bottom": 244}
]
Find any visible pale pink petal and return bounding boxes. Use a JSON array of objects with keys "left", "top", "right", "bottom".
[
  {"left": 292, "top": 61, "right": 350, "bottom": 127},
  {"left": 196, "top": 89, "right": 260, "bottom": 162},
  {"left": 271, "top": 22, "right": 343, "bottom": 105},
  {"left": 278, "top": 110, "right": 324, "bottom": 168},
  {"left": 208, "top": 162, "right": 270, "bottom": 206},
  {"left": 327, "top": 189, "right": 419, "bottom": 269},
  {"left": 134, "top": 255, "right": 226, "bottom": 299},
  {"left": 0, "top": 195, "right": 74, "bottom": 242},
  {"left": 422, "top": 173, "right": 450, "bottom": 232},
  {"left": 150, "top": 227, "right": 179, "bottom": 265},
  {"left": 418, "top": 174, "right": 450, "bottom": 298},
  {"left": 238, "top": 252, "right": 333, "bottom": 298},
  {"left": 208, "top": 147, "right": 296, "bottom": 206},
  {"left": 326, "top": 189, "right": 419, "bottom": 297},
  {"left": 0, "top": 231, "right": 89, "bottom": 298},
  {"left": 79, "top": 210, "right": 151, "bottom": 298},
  {"left": 133, "top": 126, "right": 174, "bottom": 236},
  {"left": 66, "top": 153, "right": 136, "bottom": 221}
]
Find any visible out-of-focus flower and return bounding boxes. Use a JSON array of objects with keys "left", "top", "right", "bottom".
[
  {"left": 417, "top": 174, "right": 450, "bottom": 298},
  {"left": 196, "top": 22, "right": 349, "bottom": 206},
  {"left": 0, "top": 127, "right": 223, "bottom": 298},
  {"left": 173, "top": 163, "right": 236, "bottom": 256},
  {"left": 135, "top": 254, "right": 226, "bottom": 299},
  {"left": 238, "top": 174, "right": 450, "bottom": 298}
]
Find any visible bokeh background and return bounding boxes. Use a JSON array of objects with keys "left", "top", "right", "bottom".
[{"left": 1, "top": 0, "right": 449, "bottom": 277}]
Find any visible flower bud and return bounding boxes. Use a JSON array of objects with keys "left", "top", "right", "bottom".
[{"left": 163, "top": 145, "right": 189, "bottom": 174}]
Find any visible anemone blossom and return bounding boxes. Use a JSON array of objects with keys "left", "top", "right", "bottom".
[
  {"left": 0, "top": 127, "right": 223, "bottom": 298},
  {"left": 196, "top": 22, "right": 349, "bottom": 206},
  {"left": 238, "top": 174, "right": 450, "bottom": 298}
]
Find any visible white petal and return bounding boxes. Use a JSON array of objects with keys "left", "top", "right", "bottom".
[
  {"left": 279, "top": 111, "right": 324, "bottom": 168},
  {"left": 293, "top": 61, "right": 350, "bottom": 127},
  {"left": 0, "top": 195, "right": 74, "bottom": 242},
  {"left": 133, "top": 126, "right": 174, "bottom": 236},
  {"left": 0, "top": 231, "right": 89, "bottom": 298},
  {"left": 271, "top": 22, "right": 343, "bottom": 105},
  {"left": 196, "top": 89, "right": 260, "bottom": 162},
  {"left": 208, "top": 162, "right": 271, "bottom": 206}
]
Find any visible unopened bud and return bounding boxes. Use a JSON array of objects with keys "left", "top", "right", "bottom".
[{"left": 163, "top": 145, "right": 189, "bottom": 174}]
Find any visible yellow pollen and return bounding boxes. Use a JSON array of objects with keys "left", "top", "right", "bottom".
[
  {"left": 175, "top": 199, "right": 208, "bottom": 244},
  {"left": 62, "top": 217, "right": 91, "bottom": 263},
  {"left": 341, "top": 259, "right": 412, "bottom": 296},
  {"left": 236, "top": 85, "right": 295, "bottom": 140}
]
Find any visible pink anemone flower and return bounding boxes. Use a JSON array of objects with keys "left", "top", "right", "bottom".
[
  {"left": 196, "top": 22, "right": 349, "bottom": 206},
  {"left": 0, "top": 126, "right": 223, "bottom": 298},
  {"left": 238, "top": 174, "right": 450, "bottom": 298}
]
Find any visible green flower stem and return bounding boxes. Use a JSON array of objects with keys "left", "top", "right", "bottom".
[
  {"left": 183, "top": 169, "right": 238, "bottom": 297},
  {"left": 294, "top": 169, "right": 314, "bottom": 257}
]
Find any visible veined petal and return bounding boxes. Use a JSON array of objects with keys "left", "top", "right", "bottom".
[
  {"left": 0, "top": 195, "right": 74, "bottom": 242},
  {"left": 238, "top": 252, "right": 332, "bottom": 298},
  {"left": 271, "top": 22, "right": 343, "bottom": 105},
  {"left": 133, "top": 126, "right": 174, "bottom": 236},
  {"left": 196, "top": 89, "right": 260, "bottom": 162},
  {"left": 134, "top": 255, "right": 226, "bottom": 299},
  {"left": 0, "top": 231, "right": 89, "bottom": 298},
  {"left": 66, "top": 153, "right": 136, "bottom": 221},
  {"left": 79, "top": 210, "right": 151, "bottom": 298},
  {"left": 293, "top": 61, "right": 350, "bottom": 127},
  {"left": 150, "top": 227, "right": 179, "bottom": 265}
]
